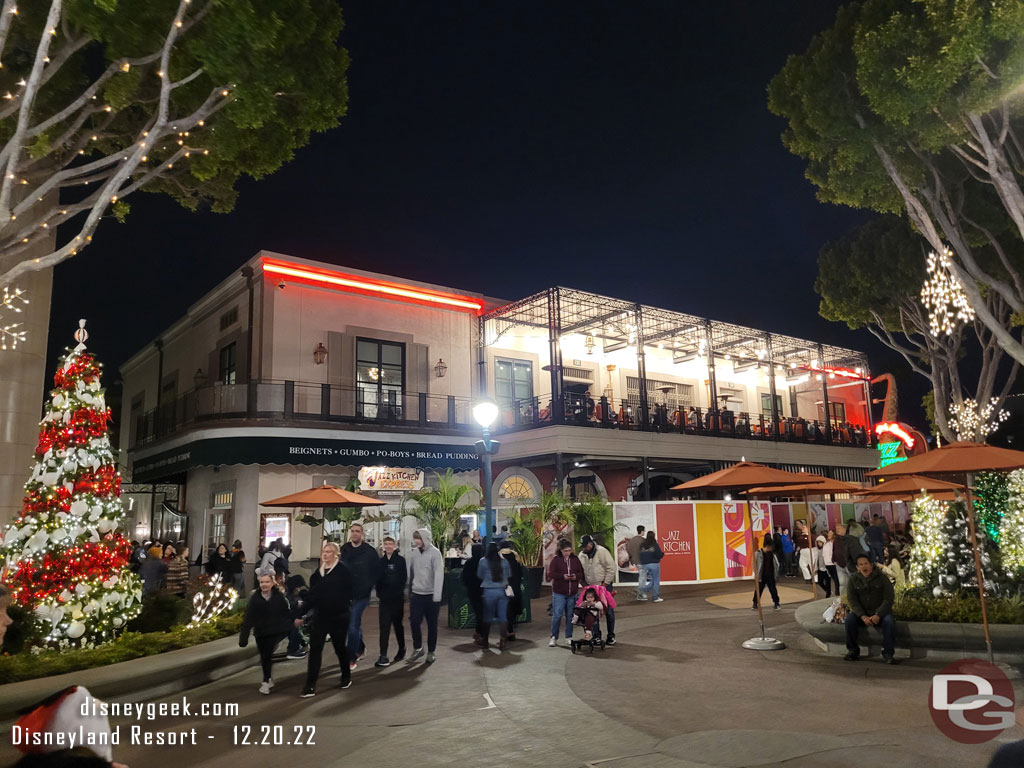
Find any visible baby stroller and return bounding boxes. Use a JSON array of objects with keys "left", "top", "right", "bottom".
[{"left": 570, "top": 585, "right": 612, "bottom": 654}]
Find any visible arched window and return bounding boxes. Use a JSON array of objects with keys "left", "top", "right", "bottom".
[{"left": 498, "top": 475, "right": 534, "bottom": 500}]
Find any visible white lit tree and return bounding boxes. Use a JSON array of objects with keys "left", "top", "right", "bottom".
[
  {"left": 0, "top": 0, "right": 349, "bottom": 349},
  {"left": 1001, "top": 470, "right": 1024, "bottom": 576},
  {"left": 0, "top": 321, "right": 142, "bottom": 646},
  {"left": 908, "top": 494, "right": 998, "bottom": 597}
]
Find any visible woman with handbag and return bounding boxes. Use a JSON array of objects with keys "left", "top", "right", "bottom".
[{"left": 476, "top": 543, "right": 512, "bottom": 651}]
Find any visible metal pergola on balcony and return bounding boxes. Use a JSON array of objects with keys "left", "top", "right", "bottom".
[{"left": 480, "top": 286, "right": 870, "bottom": 438}]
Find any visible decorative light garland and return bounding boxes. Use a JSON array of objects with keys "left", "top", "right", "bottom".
[
  {"left": 0, "top": 284, "right": 28, "bottom": 349},
  {"left": 948, "top": 397, "right": 1009, "bottom": 441},
  {"left": 187, "top": 574, "right": 237, "bottom": 628},
  {"left": 0, "top": 321, "right": 142, "bottom": 646},
  {"left": 921, "top": 248, "right": 974, "bottom": 337}
]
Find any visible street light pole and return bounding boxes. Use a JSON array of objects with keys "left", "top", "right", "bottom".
[{"left": 472, "top": 399, "right": 500, "bottom": 546}]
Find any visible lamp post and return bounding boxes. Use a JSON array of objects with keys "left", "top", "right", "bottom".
[{"left": 472, "top": 398, "right": 500, "bottom": 546}]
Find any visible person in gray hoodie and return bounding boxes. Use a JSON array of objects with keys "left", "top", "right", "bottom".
[{"left": 408, "top": 528, "right": 444, "bottom": 664}]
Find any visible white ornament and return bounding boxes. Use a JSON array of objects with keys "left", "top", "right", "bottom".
[
  {"left": 66, "top": 621, "right": 86, "bottom": 639},
  {"left": 49, "top": 528, "right": 68, "bottom": 544},
  {"left": 113, "top": 617, "right": 124, "bottom": 628},
  {"left": 75, "top": 583, "right": 88, "bottom": 597},
  {"left": 41, "top": 471, "right": 59, "bottom": 486}
]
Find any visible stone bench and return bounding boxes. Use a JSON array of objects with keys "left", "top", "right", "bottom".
[{"left": 794, "top": 599, "right": 1024, "bottom": 663}]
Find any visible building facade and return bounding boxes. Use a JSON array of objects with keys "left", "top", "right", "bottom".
[{"left": 119, "top": 252, "right": 879, "bottom": 564}]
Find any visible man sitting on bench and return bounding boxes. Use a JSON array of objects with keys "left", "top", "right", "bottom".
[{"left": 844, "top": 553, "right": 897, "bottom": 664}]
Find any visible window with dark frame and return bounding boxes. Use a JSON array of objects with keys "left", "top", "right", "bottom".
[
  {"left": 219, "top": 342, "right": 237, "bottom": 385},
  {"left": 356, "top": 338, "right": 405, "bottom": 418},
  {"left": 761, "top": 393, "right": 782, "bottom": 419},
  {"left": 494, "top": 358, "right": 533, "bottom": 405}
]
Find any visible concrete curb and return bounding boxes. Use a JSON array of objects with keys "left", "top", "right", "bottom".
[
  {"left": 795, "top": 598, "right": 1024, "bottom": 661},
  {"left": 0, "top": 636, "right": 257, "bottom": 721}
]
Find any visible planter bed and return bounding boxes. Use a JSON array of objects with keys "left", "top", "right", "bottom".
[{"left": 794, "top": 599, "right": 1024, "bottom": 663}]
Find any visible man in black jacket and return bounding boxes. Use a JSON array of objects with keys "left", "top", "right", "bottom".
[
  {"left": 374, "top": 536, "right": 407, "bottom": 667},
  {"left": 296, "top": 541, "right": 354, "bottom": 697},
  {"left": 340, "top": 522, "right": 379, "bottom": 670},
  {"left": 844, "top": 553, "right": 897, "bottom": 664}
]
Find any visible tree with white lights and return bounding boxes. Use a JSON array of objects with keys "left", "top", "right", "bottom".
[
  {"left": 0, "top": 321, "right": 142, "bottom": 646},
  {"left": 1001, "top": 470, "right": 1024, "bottom": 577},
  {"left": 0, "top": 0, "right": 349, "bottom": 348},
  {"left": 908, "top": 495, "right": 998, "bottom": 597}
]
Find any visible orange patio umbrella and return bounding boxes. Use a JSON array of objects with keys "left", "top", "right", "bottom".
[
  {"left": 860, "top": 490, "right": 958, "bottom": 503},
  {"left": 260, "top": 484, "right": 386, "bottom": 508},
  {"left": 674, "top": 461, "right": 818, "bottom": 651},
  {"left": 866, "top": 442, "right": 1024, "bottom": 663},
  {"left": 855, "top": 474, "right": 964, "bottom": 495}
]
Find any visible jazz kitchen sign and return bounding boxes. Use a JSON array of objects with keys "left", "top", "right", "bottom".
[{"left": 358, "top": 466, "right": 424, "bottom": 492}]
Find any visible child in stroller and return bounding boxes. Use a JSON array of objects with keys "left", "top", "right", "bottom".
[{"left": 570, "top": 586, "right": 606, "bottom": 653}]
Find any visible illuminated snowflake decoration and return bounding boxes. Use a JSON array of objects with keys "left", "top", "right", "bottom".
[
  {"left": 948, "top": 397, "right": 1009, "bottom": 441},
  {"left": 921, "top": 248, "right": 974, "bottom": 337},
  {"left": 1, "top": 284, "right": 28, "bottom": 350}
]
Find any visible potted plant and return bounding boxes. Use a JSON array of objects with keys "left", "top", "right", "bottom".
[
  {"left": 401, "top": 469, "right": 479, "bottom": 566},
  {"left": 507, "top": 510, "right": 545, "bottom": 598},
  {"left": 572, "top": 495, "right": 621, "bottom": 551}
]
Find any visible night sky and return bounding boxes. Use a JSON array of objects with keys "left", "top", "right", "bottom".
[{"left": 46, "top": 1, "right": 920, "bottom": 421}]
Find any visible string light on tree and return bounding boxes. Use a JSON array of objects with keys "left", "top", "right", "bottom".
[
  {"left": 1001, "top": 470, "right": 1024, "bottom": 576},
  {"left": 0, "top": 284, "right": 28, "bottom": 349},
  {"left": 948, "top": 397, "right": 1009, "bottom": 441},
  {"left": 0, "top": 321, "right": 143, "bottom": 646},
  {"left": 187, "top": 574, "right": 237, "bottom": 628},
  {"left": 973, "top": 471, "right": 1008, "bottom": 544},
  {"left": 921, "top": 248, "right": 974, "bottom": 337}
]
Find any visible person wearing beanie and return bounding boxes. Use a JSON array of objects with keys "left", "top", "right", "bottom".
[
  {"left": 579, "top": 535, "right": 617, "bottom": 644},
  {"left": 229, "top": 540, "right": 247, "bottom": 593}
]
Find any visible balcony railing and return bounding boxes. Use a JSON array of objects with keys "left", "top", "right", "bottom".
[
  {"left": 492, "top": 393, "right": 873, "bottom": 449},
  {"left": 133, "top": 380, "right": 873, "bottom": 451},
  {"left": 133, "top": 380, "right": 475, "bottom": 446}
]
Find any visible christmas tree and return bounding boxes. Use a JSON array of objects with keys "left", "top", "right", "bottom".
[
  {"left": 1001, "top": 470, "right": 1024, "bottom": 576},
  {"left": 0, "top": 321, "right": 142, "bottom": 647},
  {"left": 973, "top": 471, "right": 1008, "bottom": 544},
  {"left": 907, "top": 495, "right": 999, "bottom": 597}
]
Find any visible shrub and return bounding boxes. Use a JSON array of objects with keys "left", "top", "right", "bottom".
[
  {"left": 894, "top": 589, "right": 1024, "bottom": 624},
  {"left": 1, "top": 604, "right": 40, "bottom": 655},
  {"left": 127, "top": 592, "right": 193, "bottom": 634},
  {"left": 0, "top": 614, "right": 242, "bottom": 685}
]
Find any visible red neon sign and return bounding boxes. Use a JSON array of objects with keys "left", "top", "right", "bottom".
[
  {"left": 803, "top": 363, "right": 868, "bottom": 380},
  {"left": 875, "top": 421, "right": 915, "bottom": 449},
  {"left": 262, "top": 260, "right": 483, "bottom": 313}
]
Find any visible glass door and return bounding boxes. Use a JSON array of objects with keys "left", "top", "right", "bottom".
[{"left": 357, "top": 338, "right": 405, "bottom": 419}]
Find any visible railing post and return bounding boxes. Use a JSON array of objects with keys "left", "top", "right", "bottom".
[
  {"left": 419, "top": 392, "right": 428, "bottom": 426},
  {"left": 599, "top": 396, "right": 610, "bottom": 427},
  {"left": 448, "top": 395, "right": 456, "bottom": 426},
  {"left": 321, "top": 383, "right": 330, "bottom": 418},
  {"left": 247, "top": 380, "right": 257, "bottom": 416},
  {"left": 284, "top": 381, "right": 294, "bottom": 418}
]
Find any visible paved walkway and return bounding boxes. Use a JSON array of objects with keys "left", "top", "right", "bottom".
[{"left": 3, "top": 581, "right": 1022, "bottom": 768}]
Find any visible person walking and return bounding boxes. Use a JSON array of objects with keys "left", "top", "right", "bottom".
[
  {"left": 625, "top": 525, "right": 647, "bottom": 599},
  {"left": 374, "top": 536, "right": 407, "bottom": 667},
  {"left": 752, "top": 538, "right": 781, "bottom": 610},
  {"left": 408, "top": 528, "right": 444, "bottom": 664},
  {"left": 283, "top": 574, "right": 309, "bottom": 660},
  {"left": 823, "top": 531, "right": 840, "bottom": 597},
  {"left": 500, "top": 541, "right": 524, "bottom": 640},
  {"left": 476, "top": 542, "right": 512, "bottom": 650},
  {"left": 139, "top": 544, "right": 167, "bottom": 595},
  {"left": 461, "top": 543, "right": 485, "bottom": 644},
  {"left": 229, "top": 540, "right": 247, "bottom": 594},
  {"left": 239, "top": 568, "right": 292, "bottom": 694},
  {"left": 638, "top": 531, "right": 664, "bottom": 602},
  {"left": 814, "top": 535, "right": 832, "bottom": 598},
  {"left": 579, "top": 534, "right": 617, "bottom": 645},
  {"left": 296, "top": 542, "right": 354, "bottom": 697},
  {"left": 546, "top": 538, "right": 584, "bottom": 647},
  {"left": 340, "top": 522, "right": 379, "bottom": 670},
  {"left": 794, "top": 521, "right": 812, "bottom": 581}
]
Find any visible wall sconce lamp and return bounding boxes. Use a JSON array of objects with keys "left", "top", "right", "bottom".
[
  {"left": 584, "top": 335, "right": 596, "bottom": 354},
  {"left": 193, "top": 368, "right": 208, "bottom": 389},
  {"left": 434, "top": 358, "right": 448, "bottom": 378}
]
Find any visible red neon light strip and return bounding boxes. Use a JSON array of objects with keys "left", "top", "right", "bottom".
[
  {"left": 262, "top": 261, "right": 483, "bottom": 312},
  {"left": 803, "top": 364, "right": 868, "bottom": 380},
  {"left": 874, "top": 421, "right": 915, "bottom": 449}
]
